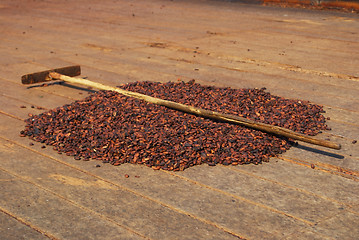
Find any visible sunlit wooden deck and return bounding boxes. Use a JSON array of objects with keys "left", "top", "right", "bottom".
[{"left": 0, "top": 0, "right": 358, "bottom": 239}]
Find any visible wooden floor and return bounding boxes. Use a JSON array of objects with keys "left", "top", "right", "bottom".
[{"left": 1, "top": 0, "right": 358, "bottom": 239}]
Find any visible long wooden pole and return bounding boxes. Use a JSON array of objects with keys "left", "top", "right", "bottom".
[{"left": 49, "top": 72, "right": 341, "bottom": 150}]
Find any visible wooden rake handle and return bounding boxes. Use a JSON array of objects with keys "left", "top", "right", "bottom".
[{"left": 49, "top": 72, "right": 341, "bottom": 150}]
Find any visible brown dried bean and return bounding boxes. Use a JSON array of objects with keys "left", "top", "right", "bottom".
[{"left": 20, "top": 80, "right": 330, "bottom": 171}]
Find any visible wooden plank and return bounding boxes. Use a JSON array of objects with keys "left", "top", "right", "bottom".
[
  {"left": 230, "top": 161, "right": 359, "bottom": 207},
  {"left": 0, "top": 77, "right": 75, "bottom": 113},
  {"left": 283, "top": 140, "right": 359, "bottom": 173},
  {"left": 134, "top": 43, "right": 359, "bottom": 87},
  {"left": 173, "top": 164, "right": 353, "bottom": 217},
  {"left": 189, "top": 31, "right": 359, "bottom": 76},
  {"left": 325, "top": 108, "right": 359, "bottom": 127},
  {"left": 0, "top": 201, "right": 49, "bottom": 240},
  {"left": 315, "top": 210, "right": 359, "bottom": 240},
  {"left": 0, "top": 170, "right": 144, "bottom": 240}
]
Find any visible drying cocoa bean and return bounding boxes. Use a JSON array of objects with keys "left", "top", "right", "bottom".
[{"left": 21, "top": 80, "right": 330, "bottom": 171}]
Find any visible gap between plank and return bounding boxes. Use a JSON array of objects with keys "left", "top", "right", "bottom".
[
  {"left": 0, "top": 167, "right": 152, "bottom": 240},
  {"left": 225, "top": 165, "right": 357, "bottom": 211},
  {"left": 0, "top": 205, "right": 58, "bottom": 240},
  {"left": 279, "top": 156, "right": 359, "bottom": 182}
]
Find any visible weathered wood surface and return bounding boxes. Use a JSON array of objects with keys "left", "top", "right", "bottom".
[{"left": 0, "top": 0, "right": 358, "bottom": 239}]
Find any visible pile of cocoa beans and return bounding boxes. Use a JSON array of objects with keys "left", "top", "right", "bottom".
[{"left": 21, "top": 80, "right": 329, "bottom": 171}]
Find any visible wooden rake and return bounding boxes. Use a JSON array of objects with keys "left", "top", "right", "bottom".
[{"left": 21, "top": 65, "right": 341, "bottom": 150}]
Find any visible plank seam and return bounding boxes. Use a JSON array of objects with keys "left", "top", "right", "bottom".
[
  {"left": 226, "top": 164, "right": 354, "bottom": 208},
  {"left": 0, "top": 206, "right": 58, "bottom": 240},
  {"left": 164, "top": 170, "right": 315, "bottom": 226},
  {"left": 278, "top": 156, "right": 359, "bottom": 182},
  {"left": 0, "top": 167, "right": 151, "bottom": 240}
]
